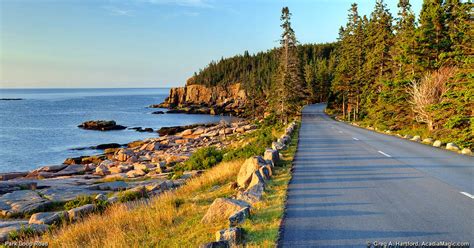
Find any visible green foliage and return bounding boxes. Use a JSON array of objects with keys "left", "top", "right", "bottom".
[
  {"left": 64, "top": 195, "right": 94, "bottom": 210},
  {"left": 118, "top": 189, "right": 148, "bottom": 203},
  {"left": 223, "top": 125, "right": 277, "bottom": 161},
  {"left": 188, "top": 40, "right": 336, "bottom": 118},
  {"left": 8, "top": 225, "right": 36, "bottom": 241},
  {"left": 330, "top": 0, "right": 472, "bottom": 148},
  {"left": 178, "top": 147, "right": 224, "bottom": 171}
]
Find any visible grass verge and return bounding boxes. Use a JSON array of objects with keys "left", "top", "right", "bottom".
[{"left": 241, "top": 122, "right": 299, "bottom": 247}]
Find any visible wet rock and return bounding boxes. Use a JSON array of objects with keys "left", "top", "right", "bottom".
[
  {"left": 78, "top": 120, "right": 126, "bottom": 131},
  {"left": 29, "top": 211, "right": 68, "bottom": 225},
  {"left": 201, "top": 198, "right": 250, "bottom": 224},
  {"left": 0, "top": 190, "right": 51, "bottom": 217},
  {"left": 63, "top": 156, "right": 87, "bottom": 165},
  {"left": 67, "top": 204, "right": 95, "bottom": 222},
  {"left": 93, "top": 143, "right": 121, "bottom": 149},
  {"left": 152, "top": 111, "right": 165, "bottom": 114}
]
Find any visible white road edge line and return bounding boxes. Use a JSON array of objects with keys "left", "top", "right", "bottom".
[
  {"left": 378, "top": 150, "right": 392, "bottom": 157},
  {"left": 352, "top": 137, "right": 359, "bottom": 140},
  {"left": 460, "top": 192, "right": 474, "bottom": 199}
]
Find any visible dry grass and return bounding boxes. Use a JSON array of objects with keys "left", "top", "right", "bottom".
[
  {"left": 36, "top": 122, "right": 299, "bottom": 247},
  {"left": 40, "top": 159, "right": 243, "bottom": 247}
]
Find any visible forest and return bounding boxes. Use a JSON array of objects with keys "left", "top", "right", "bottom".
[{"left": 187, "top": 0, "right": 473, "bottom": 148}]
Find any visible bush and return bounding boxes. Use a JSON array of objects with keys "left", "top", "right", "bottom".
[
  {"left": 118, "top": 189, "right": 148, "bottom": 203},
  {"left": 64, "top": 195, "right": 94, "bottom": 210},
  {"left": 223, "top": 125, "right": 276, "bottom": 161},
  {"left": 178, "top": 147, "right": 224, "bottom": 171}
]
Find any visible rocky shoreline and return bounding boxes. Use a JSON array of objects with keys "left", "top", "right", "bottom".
[
  {"left": 0, "top": 119, "right": 257, "bottom": 242},
  {"left": 152, "top": 83, "right": 247, "bottom": 116}
]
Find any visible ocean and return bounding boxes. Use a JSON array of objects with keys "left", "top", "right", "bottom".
[{"left": 0, "top": 88, "right": 235, "bottom": 173}]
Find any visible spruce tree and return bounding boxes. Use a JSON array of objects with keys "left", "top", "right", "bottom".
[
  {"left": 273, "top": 7, "right": 305, "bottom": 123},
  {"left": 364, "top": 0, "right": 393, "bottom": 84},
  {"left": 416, "top": 0, "right": 450, "bottom": 70},
  {"left": 391, "top": 0, "right": 417, "bottom": 79}
]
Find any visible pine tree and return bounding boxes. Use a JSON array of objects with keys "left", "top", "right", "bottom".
[
  {"left": 304, "top": 63, "right": 316, "bottom": 102},
  {"left": 273, "top": 7, "right": 305, "bottom": 123},
  {"left": 416, "top": 0, "right": 451, "bottom": 70},
  {"left": 364, "top": 0, "right": 393, "bottom": 84},
  {"left": 333, "top": 3, "right": 366, "bottom": 120},
  {"left": 391, "top": 0, "right": 417, "bottom": 79},
  {"left": 444, "top": 0, "right": 473, "bottom": 66}
]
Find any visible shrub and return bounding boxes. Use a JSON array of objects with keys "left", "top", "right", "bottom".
[
  {"left": 117, "top": 189, "right": 148, "bottom": 203},
  {"left": 223, "top": 126, "right": 276, "bottom": 161},
  {"left": 64, "top": 195, "right": 94, "bottom": 210},
  {"left": 178, "top": 147, "right": 224, "bottom": 171}
]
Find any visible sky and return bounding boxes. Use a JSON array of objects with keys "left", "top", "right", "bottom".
[{"left": 0, "top": 0, "right": 422, "bottom": 88}]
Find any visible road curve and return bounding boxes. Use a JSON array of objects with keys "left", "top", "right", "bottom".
[{"left": 279, "top": 103, "right": 473, "bottom": 247}]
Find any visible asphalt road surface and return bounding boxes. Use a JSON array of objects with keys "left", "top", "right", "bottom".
[{"left": 279, "top": 103, "right": 473, "bottom": 247}]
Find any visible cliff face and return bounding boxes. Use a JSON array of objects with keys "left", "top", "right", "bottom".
[{"left": 157, "top": 83, "right": 247, "bottom": 116}]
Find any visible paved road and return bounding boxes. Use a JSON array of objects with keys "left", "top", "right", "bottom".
[{"left": 279, "top": 104, "right": 474, "bottom": 247}]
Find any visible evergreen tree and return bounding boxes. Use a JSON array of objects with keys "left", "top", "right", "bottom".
[
  {"left": 364, "top": 0, "right": 393, "bottom": 84},
  {"left": 273, "top": 7, "right": 305, "bottom": 123},
  {"left": 416, "top": 0, "right": 450, "bottom": 70},
  {"left": 333, "top": 3, "right": 366, "bottom": 120},
  {"left": 391, "top": 0, "right": 417, "bottom": 79},
  {"left": 304, "top": 63, "right": 316, "bottom": 102},
  {"left": 444, "top": 0, "right": 473, "bottom": 66}
]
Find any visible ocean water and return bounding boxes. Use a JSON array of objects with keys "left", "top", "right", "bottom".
[{"left": 0, "top": 88, "right": 235, "bottom": 173}]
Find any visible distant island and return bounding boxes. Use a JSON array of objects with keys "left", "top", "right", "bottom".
[{"left": 0, "top": 98, "right": 23, "bottom": 101}]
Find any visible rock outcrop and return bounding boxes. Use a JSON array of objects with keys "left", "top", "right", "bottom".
[
  {"left": 152, "top": 83, "right": 247, "bottom": 116},
  {"left": 78, "top": 120, "right": 126, "bottom": 131}
]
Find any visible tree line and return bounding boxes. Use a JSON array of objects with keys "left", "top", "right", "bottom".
[
  {"left": 332, "top": 0, "right": 472, "bottom": 147},
  {"left": 188, "top": 0, "right": 472, "bottom": 147}
]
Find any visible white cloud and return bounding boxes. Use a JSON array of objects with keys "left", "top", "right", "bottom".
[{"left": 104, "top": 6, "right": 133, "bottom": 16}]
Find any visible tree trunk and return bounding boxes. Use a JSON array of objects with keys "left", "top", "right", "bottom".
[{"left": 342, "top": 94, "right": 346, "bottom": 120}]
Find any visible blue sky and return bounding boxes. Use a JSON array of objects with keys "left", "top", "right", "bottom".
[{"left": 0, "top": 0, "right": 422, "bottom": 88}]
